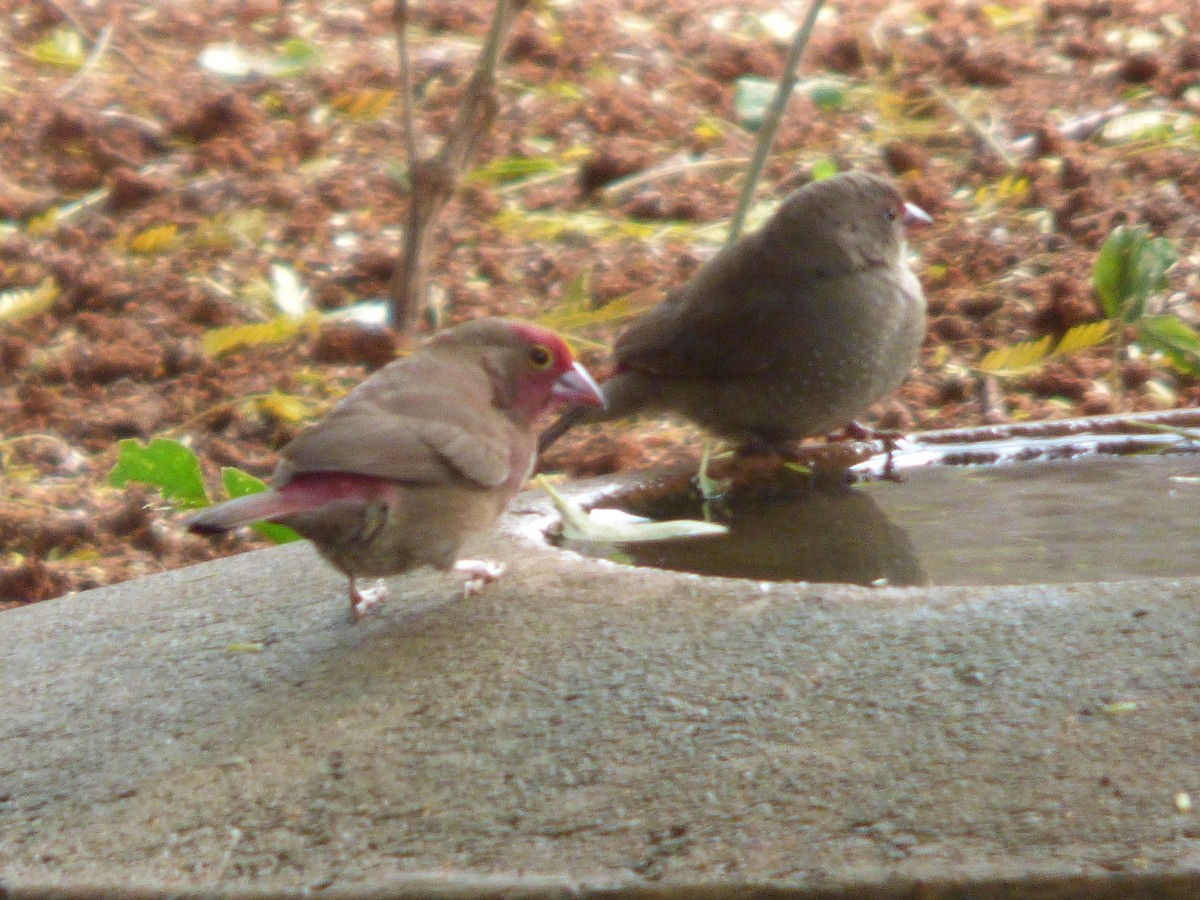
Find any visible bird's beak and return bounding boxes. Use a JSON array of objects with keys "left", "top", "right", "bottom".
[
  {"left": 903, "top": 202, "right": 933, "bottom": 226},
  {"left": 552, "top": 361, "right": 606, "bottom": 408}
]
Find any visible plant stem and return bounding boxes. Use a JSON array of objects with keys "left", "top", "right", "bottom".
[{"left": 727, "top": 0, "right": 826, "bottom": 243}]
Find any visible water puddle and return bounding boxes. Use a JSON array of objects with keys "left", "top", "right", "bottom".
[{"left": 549, "top": 410, "right": 1200, "bottom": 587}]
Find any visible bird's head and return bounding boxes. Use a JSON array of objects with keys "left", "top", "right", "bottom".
[
  {"left": 774, "top": 171, "right": 930, "bottom": 272},
  {"left": 431, "top": 318, "right": 604, "bottom": 423}
]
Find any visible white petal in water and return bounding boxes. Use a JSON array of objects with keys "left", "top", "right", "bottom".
[{"left": 538, "top": 477, "right": 728, "bottom": 544}]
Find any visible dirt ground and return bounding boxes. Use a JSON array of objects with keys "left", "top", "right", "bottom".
[{"left": 2, "top": 0, "right": 1200, "bottom": 607}]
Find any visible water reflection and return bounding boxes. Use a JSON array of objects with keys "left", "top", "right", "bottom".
[{"left": 557, "top": 456, "right": 1200, "bottom": 587}]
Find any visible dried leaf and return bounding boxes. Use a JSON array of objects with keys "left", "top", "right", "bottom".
[
  {"left": 0, "top": 277, "right": 60, "bottom": 323},
  {"left": 128, "top": 224, "right": 179, "bottom": 255},
  {"left": 331, "top": 88, "right": 396, "bottom": 119}
]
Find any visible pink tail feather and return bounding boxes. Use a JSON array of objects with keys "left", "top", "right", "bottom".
[
  {"left": 185, "top": 489, "right": 310, "bottom": 534},
  {"left": 186, "top": 472, "right": 398, "bottom": 534}
]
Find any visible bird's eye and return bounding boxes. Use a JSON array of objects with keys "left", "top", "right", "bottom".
[
  {"left": 886, "top": 206, "right": 898, "bottom": 221},
  {"left": 528, "top": 344, "right": 553, "bottom": 369}
]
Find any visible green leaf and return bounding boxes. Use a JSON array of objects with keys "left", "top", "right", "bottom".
[
  {"left": 810, "top": 159, "right": 839, "bottom": 182},
  {"left": 1094, "top": 225, "right": 1177, "bottom": 323},
  {"left": 221, "top": 468, "right": 300, "bottom": 543},
  {"left": 221, "top": 466, "right": 269, "bottom": 499},
  {"left": 273, "top": 38, "right": 321, "bottom": 76},
  {"left": 1137, "top": 315, "right": 1200, "bottom": 377},
  {"left": 109, "top": 438, "right": 209, "bottom": 508},
  {"left": 1094, "top": 227, "right": 1133, "bottom": 319},
  {"left": 467, "top": 156, "right": 562, "bottom": 184},
  {"left": 802, "top": 78, "right": 846, "bottom": 110}
]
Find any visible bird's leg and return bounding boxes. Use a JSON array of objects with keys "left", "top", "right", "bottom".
[
  {"left": 835, "top": 422, "right": 907, "bottom": 481},
  {"left": 348, "top": 576, "right": 388, "bottom": 622},
  {"left": 454, "top": 559, "right": 506, "bottom": 597}
]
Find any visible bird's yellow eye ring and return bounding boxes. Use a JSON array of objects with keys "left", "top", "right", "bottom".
[{"left": 528, "top": 344, "right": 553, "bottom": 369}]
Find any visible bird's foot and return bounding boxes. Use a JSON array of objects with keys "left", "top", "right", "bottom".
[
  {"left": 455, "top": 559, "right": 506, "bottom": 597},
  {"left": 835, "top": 423, "right": 907, "bottom": 481},
  {"left": 349, "top": 577, "right": 388, "bottom": 622}
]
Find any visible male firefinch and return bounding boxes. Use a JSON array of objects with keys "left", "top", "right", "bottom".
[{"left": 189, "top": 318, "right": 603, "bottom": 620}]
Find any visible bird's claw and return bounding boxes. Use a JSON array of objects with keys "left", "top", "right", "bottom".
[
  {"left": 349, "top": 578, "right": 388, "bottom": 622},
  {"left": 455, "top": 559, "right": 506, "bottom": 597}
]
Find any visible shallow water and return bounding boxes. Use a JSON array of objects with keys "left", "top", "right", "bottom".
[{"left": 564, "top": 456, "right": 1200, "bottom": 586}]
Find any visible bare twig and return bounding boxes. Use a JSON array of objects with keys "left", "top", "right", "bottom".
[
  {"left": 37, "top": 0, "right": 155, "bottom": 82},
  {"left": 925, "top": 82, "right": 1018, "bottom": 170},
  {"left": 727, "top": 0, "right": 826, "bottom": 243},
  {"left": 392, "top": 0, "right": 418, "bottom": 166},
  {"left": 600, "top": 156, "right": 752, "bottom": 201},
  {"left": 56, "top": 21, "right": 113, "bottom": 99},
  {"left": 387, "top": 0, "right": 522, "bottom": 335}
]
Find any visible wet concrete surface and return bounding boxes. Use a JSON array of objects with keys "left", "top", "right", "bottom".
[{"left": 3, "top": 482, "right": 1200, "bottom": 897}]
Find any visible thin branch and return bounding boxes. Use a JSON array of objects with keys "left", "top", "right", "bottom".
[
  {"left": 392, "top": 0, "right": 418, "bottom": 167},
  {"left": 600, "top": 156, "right": 752, "bottom": 201},
  {"left": 727, "top": 0, "right": 826, "bottom": 243},
  {"left": 56, "top": 21, "right": 113, "bottom": 99},
  {"left": 37, "top": 0, "right": 155, "bottom": 83},
  {"left": 387, "top": 0, "right": 521, "bottom": 335},
  {"left": 925, "top": 82, "right": 1018, "bottom": 171}
]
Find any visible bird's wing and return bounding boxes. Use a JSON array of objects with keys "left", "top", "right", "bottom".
[
  {"left": 616, "top": 266, "right": 843, "bottom": 381},
  {"left": 282, "top": 354, "right": 513, "bottom": 488}
]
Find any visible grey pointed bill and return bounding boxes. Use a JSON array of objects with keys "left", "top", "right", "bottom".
[{"left": 552, "top": 361, "right": 606, "bottom": 408}]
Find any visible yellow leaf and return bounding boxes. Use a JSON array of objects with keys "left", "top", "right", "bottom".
[
  {"left": 0, "top": 277, "right": 60, "bottom": 323},
  {"left": 535, "top": 290, "right": 658, "bottom": 333},
  {"left": 201, "top": 314, "right": 307, "bottom": 357},
  {"left": 26, "top": 28, "right": 86, "bottom": 68},
  {"left": 257, "top": 389, "right": 314, "bottom": 424},
  {"left": 978, "top": 335, "right": 1054, "bottom": 376},
  {"left": 978, "top": 321, "right": 1114, "bottom": 377},
  {"left": 1053, "top": 320, "right": 1112, "bottom": 355},
  {"left": 27, "top": 208, "right": 60, "bottom": 236},
  {"left": 692, "top": 116, "right": 724, "bottom": 141},
  {"left": 128, "top": 224, "right": 179, "bottom": 255},
  {"left": 331, "top": 89, "right": 396, "bottom": 119}
]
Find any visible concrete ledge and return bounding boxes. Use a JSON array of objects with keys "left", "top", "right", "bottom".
[{"left": 3, "top": 485, "right": 1200, "bottom": 895}]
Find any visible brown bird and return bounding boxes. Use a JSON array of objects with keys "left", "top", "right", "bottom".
[
  {"left": 540, "top": 171, "right": 929, "bottom": 453},
  {"left": 188, "top": 318, "right": 603, "bottom": 621}
]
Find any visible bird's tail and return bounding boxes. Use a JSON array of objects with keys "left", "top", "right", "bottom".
[
  {"left": 538, "top": 403, "right": 591, "bottom": 454},
  {"left": 186, "top": 490, "right": 300, "bottom": 534}
]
